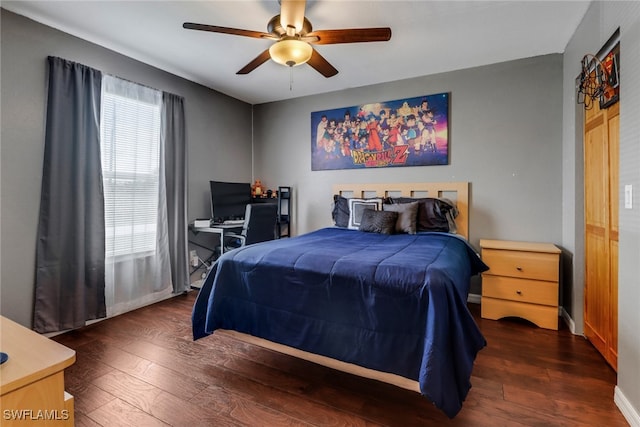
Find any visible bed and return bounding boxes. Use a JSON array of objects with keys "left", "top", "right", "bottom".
[{"left": 192, "top": 182, "right": 488, "bottom": 418}]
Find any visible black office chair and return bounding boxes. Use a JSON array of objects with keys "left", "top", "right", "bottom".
[{"left": 224, "top": 203, "right": 278, "bottom": 251}]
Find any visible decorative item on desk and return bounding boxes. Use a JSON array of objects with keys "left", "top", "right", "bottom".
[
  {"left": 194, "top": 218, "right": 211, "bottom": 228},
  {"left": 252, "top": 179, "right": 264, "bottom": 197},
  {"left": 266, "top": 189, "right": 273, "bottom": 198}
]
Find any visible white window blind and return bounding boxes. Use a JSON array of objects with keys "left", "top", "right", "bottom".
[{"left": 100, "top": 75, "right": 162, "bottom": 258}]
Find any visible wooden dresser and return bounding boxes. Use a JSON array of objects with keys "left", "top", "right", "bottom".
[
  {"left": 480, "top": 239, "right": 561, "bottom": 330},
  {"left": 0, "top": 316, "right": 75, "bottom": 426}
]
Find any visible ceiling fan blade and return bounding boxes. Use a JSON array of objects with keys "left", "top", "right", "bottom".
[
  {"left": 280, "top": 0, "right": 307, "bottom": 34},
  {"left": 307, "top": 49, "right": 338, "bottom": 78},
  {"left": 183, "top": 22, "right": 275, "bottom": 40},
  {"left": 306, "top": 28, "right": 392, "bottom": 45},
  {"left": 236, "top": 49, "right": 272, "bottom": 75}
]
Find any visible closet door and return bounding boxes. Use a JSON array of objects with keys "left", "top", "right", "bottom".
[
  {"left": 607, "top": 108, "right": 619, "bottom": 368},
  {"left": 583, "top": 101, "right": 619, "bottom": 371}
]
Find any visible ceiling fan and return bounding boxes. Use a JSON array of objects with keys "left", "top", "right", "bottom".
[{"left": 183, "top": 0, "right": 391, "bottom": 78}]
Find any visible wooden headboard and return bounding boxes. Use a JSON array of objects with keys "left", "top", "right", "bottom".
[{"left": 332, "top": 182, "right": 469, "bottom": 239}]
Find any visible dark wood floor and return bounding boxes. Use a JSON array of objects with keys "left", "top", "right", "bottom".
[{"left": 53, "top": 291, "right": 628, "bottom": 426}]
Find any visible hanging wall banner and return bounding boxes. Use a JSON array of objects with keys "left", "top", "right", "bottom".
[
  {"left": 597, "top": 29, "right": 620, "bottom": 109},
  {"left": 311, "top": 92, "right": 449, "bottom": 170}
]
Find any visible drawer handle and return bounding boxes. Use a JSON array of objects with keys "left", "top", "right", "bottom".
[
  {"left": 516, "top": 290, "right": 522, "bottom": 295},
  {"left": 516, "top": 266, "right": 523, "bottom": 272}
]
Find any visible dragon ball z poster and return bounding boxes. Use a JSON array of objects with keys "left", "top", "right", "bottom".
[{"left": 311, "top": 92, "right": 449, "bottom": 171}]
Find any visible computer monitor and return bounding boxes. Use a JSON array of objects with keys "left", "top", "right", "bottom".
[{"left": 209, "top": 180, "right": 251, "bottom": 222}]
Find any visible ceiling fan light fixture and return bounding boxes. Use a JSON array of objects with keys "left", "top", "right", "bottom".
[{"left": 269, "top": 39, "right": 312, "bottom": 67}]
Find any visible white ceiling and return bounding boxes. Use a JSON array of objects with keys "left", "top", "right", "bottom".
[{"left": 2, "top": 0, "right": 590, "bottom": 105}]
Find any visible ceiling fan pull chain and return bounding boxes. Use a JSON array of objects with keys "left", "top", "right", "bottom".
[{"left": 289, "top": 66, "right": 293, "bottom": 91}]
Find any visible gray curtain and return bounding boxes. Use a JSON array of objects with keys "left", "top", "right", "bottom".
[
  {"left": 34, "top": 56, "right": 106, "bottom": 333},
  {"left": 162, "top": 92, "right": 189, "bottom": 293}
]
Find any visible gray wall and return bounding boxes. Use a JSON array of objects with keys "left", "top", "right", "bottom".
[
  {"left": 562, "top": 1, "right": 640, "bottom": 422},
  {"left": 0, "top": 9, "right": 254, "bottom": 327},
  {"left": 253, "top": 54, "right": 564, "bottom": 297}
]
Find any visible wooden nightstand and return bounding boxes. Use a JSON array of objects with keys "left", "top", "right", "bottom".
[
  {"left": 0, "top": 316, "right": 75, "bottom": 426},
  {"left": 480, "top": 239, "right": 561, "bottom": 330}
]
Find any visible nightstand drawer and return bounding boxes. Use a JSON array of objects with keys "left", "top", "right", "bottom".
[
  {"left": 481, "top": 298, "right": 558, "bottom": 330},
  {"left": 482, "top": 249, "right": 559, "bottom": 282},
  {"left": 482, "top": 275, "right": 558, "bottom": 306}
]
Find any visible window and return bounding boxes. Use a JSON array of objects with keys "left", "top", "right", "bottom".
[{"left": 100, "top": 75, "right": 162, "bottom": 258}]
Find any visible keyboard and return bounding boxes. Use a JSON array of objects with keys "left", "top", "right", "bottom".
[{"left": 222, "top": 219, "right": 245, "bottom": 225}]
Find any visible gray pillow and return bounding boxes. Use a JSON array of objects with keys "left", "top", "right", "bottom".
[
  {"left": 332, "top": 195, "right": 350, "bottom": 227},
  {"left": 383, "top": 201, "right": 418, "bottom": 234},
  {"left": 389, "top": 197, "right": 456, "bottom": 232},
  {"left": 358, "top": 209, "right": 398, "bottom": 234}
]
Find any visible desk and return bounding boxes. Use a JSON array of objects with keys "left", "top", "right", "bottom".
[
  {"left": 189, "top": 224, "right": 243, "bottom": 286},
  {"left": 190, "top": 223, "right": 243, "bottom": 255},
  {"left": 0, "top": 316, "right": 75, "bottom": 426}
]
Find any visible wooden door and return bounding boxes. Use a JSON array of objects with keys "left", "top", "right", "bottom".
[
  {"left": 607, "top": 109, "right": 619, "bottom": 368},
  {"left": 583, "top": 100, "right": 619, "bottom": 370}
]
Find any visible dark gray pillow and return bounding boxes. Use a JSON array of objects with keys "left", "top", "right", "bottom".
[
  {"left": 389, "top": 197, "right": 454, "bottom": 232},
  {"left": 419, "top": 198, "right": 458, "bottom": 232},
  {"left": 332, "top": 195, "right": 350, "bottom": 227},
  {"left": 383, "top": 201, "right": 418, "bottom": 234},
  {"left": 358, "top": 209, "right": 398, "bottom": 234}
]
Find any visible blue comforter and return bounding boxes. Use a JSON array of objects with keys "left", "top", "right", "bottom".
[{"left": 192, "top": 227, "right": 488, "bottom": 418}]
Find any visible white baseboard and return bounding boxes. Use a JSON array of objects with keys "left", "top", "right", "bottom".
[
  {"left": 560, "top": 306, "right": 577, "bottom": 334},
  {"left": 467, "top": 293, "right": 481, "bottom": 304},
  {"left": 44, "top": 291, "right": 180, "bottom": 338},
  {"left": 615, "top": 386, "right": 640, "bottom": 427}
]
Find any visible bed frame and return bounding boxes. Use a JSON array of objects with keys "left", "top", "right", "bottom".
[{"left": 220, "top": 181, "right": 470, "bottom": 393}]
